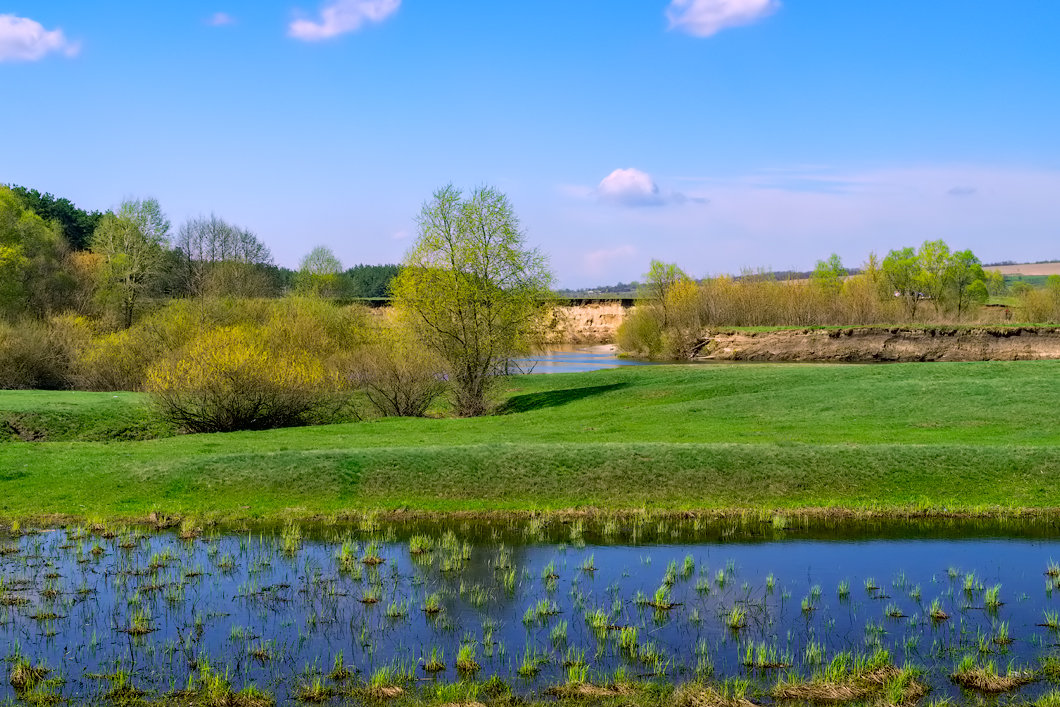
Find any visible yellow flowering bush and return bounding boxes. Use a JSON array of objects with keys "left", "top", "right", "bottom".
[
  {"left": 78, "top": 302, "right": 200, "bottom": 390},
  {"left": 146, "top": 325, "right": 345, "bottom": 432},
  {"left": 78, "top": 297, "right": 372, "bottom": 392}
]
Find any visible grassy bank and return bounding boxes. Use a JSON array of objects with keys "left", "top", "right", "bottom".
[
  {"left": 0, "top": 390, "right": 176, "bottom": 442},
  {"left": 2, "top": 360, "right": 1060, "bottom": 521}
]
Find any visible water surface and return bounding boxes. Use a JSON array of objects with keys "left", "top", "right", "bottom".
[
  {"left": 1, "top": 519, "right": 1058, "bottom": 703},
  {"left": 517, "top": 344, "right": 653, "bottom": 374}
]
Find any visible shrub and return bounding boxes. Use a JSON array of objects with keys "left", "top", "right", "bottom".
[
  {"left": 353, "top": 319, "right": 446, "bottom": 417},
  {"left": 0, "top": 315, "right": 91, "bottom": 389},
  {"left": 259, "top": 296, "right": 370, "bottom": 364},
  {"left": 1017, "top": 279, "right": 1060, "bottom": 323},
  {"left": 78, "top": 296, "right": 372, "bottom": 391},
  {"left": 78, "top": 301, "right": 201, "bottom": 390},
  {"left": 615, "top": 307, "right": 663, "bottom": 359},
  {"left": 145, "top": 325, "right": 347, "bottom": 432}
]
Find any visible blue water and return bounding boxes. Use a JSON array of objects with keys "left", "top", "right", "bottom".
[{"left": 2, "top": 522, "right": 1059, "bottom": 703}]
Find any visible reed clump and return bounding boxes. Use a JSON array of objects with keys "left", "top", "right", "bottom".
[
  {"left": 950, "top": 656, "right": 1036, "bottom": 693},
  {"left": 771, "top": 650, "right": 926, "bottom": 705}
]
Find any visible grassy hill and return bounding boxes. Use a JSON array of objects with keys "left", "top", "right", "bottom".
[{"left": 2, "top": 360, "right": 1060, "bottom": 521}]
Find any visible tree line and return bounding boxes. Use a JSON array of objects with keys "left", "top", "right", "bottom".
[
  {"left": 619, "top": 243, "right": 1010, "bottom": 359},
  {"left": 1, "top": 184, "right": 552, "bottom": 429},
  {"left": 5, "top": 180, "right": 1060, "bottom": 430},
  {"left": 0, "top": 185, "right": 399, "bottom": 327}
]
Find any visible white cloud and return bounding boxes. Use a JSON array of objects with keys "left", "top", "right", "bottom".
[
  {"left": 595, "top": 168, "right": 707, "bottom": 207},
  {"left": 666, "top": 0, "right": 779, "bottom": 38},
  {"left": 0, "top": 14, "right": 79, "bottom": 62},
  {"left": 598, "top": 168, "right": 665, "bottom": 206},
  {"left": 544, "top": 164, "right": 1060, "bottom": 285},
  {"left": 289, "top": 0, "right": 400, "bottom": 41},
  {"left": 391, "top": 229, "right": 409, "bottom": 240},
  {"left": 207, "top": 12, "right": 236, "bottom": 27}
]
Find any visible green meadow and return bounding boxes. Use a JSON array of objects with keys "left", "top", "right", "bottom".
[{"left": 2, "top": 360, "right": 1059, "bottom": 521}]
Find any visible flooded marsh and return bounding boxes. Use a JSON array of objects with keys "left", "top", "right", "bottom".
[{"left": 1, "top": 517, "right": 1060, "bottom": 705}]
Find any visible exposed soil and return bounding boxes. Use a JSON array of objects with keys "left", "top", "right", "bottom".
[
  {"left": 540, "top": 303, "right": 628, "bottom": 344},
  {"left": 695, "top": 326, "right": 1060, "bottom": 362}
]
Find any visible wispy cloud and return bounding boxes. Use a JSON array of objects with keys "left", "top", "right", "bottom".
[
  {"left": 206, "top": 12, "right": 236, "bottom": 27},
  {"left": 289, "top": 0, "right": 400, "bottom": 41},
  {"left": 584, "top": 245, "right": 637, "bottom": 276},
  {"left": 595, "top": 168, "right": 706, "bottom": 207},
  {"left": 0, "top": 14, "right": 79, "bottom": 62},
  {"left": 546, "top": 164, "right": 1060, "bottom": 285},
  {"left": 666, "top": 0, "right": 779, "bottom": 38}
]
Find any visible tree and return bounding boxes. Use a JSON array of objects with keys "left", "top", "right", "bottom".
[
  {"left": 296, "top": 246, "right": 344, "bottom": 297},
  {"left": 7, "top": 185, "right": 103, "bottom": 251},
  {"left": 346, "top": 263, "right": 400, "bottom": 298},
  {"left": 391, "top": 185, "right": 553, "bottom": 416},
  {"left": 881, "top": 247, "right": 923, "bottom": 319},
  {"left": 811, "top": 253, "right": 845, "bottom": 295},
  {"left": 0, "top": 186, "right": 70, "bottom": 319},
  {"left": 915, "top": 239, "right": 952, "bottom": 314},
  {"left": 948, "top": 249, "right": 987, "bottom": 318},
  {"left": 176, "top": 214, "right": 275, "bottom": 300},
  {"left": 91, "top": 198, "right": 170, "bottom": 328},
  {"left": 639, "top": 260, "right": 691, "bottom": 328},
  {"left": 984, "top": 270, "right": 1006, "bottom": 297}
]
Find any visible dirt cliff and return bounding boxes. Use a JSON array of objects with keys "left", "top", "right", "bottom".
[
  {"left": 694, "top": 326, "right": 1060, "bottom": 362},
  {"left": 540, "top": 302, "right": 627, "bottom": 344}
]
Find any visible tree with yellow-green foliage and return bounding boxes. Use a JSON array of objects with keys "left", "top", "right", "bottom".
[
  {"left": 881, "top": 240, "right": 989, "bottom": 319},
  {"left": 811, "top": 253, "right": 845, "bottom": 296},
  {"left": 391, "top": 185, "right": 553, "bottom": 417},
  {"left": 640, "top": 260, "right": 691, "bottom": 329}
]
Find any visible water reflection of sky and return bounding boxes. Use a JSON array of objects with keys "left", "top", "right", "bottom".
[
  {"left": 516, "top": 345, "right": 655, "bottom": 374},
  {"left": 2, "top": 527, "right": 1060, "bottom": 703}
]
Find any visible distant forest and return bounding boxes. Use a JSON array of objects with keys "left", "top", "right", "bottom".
[
  {"left": 4, "top": 185, "right": 399, "bottom": 300},
  {"left": 558, "top": 268, "right": 862, "bottom": 298}
]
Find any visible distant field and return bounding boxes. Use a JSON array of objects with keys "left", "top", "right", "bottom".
[
  {"left": 1000, "top": 274, "right": 1049, "bottom": 288},
  {"left": 987, "top": 262, "right": 1060, "bottom": 276}
]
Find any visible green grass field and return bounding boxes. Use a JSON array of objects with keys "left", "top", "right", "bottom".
[{"left": 2, "top": 360, "right": 1060, "bottom": 521}]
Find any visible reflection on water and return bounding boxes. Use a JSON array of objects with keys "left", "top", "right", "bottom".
[
  {"left": 517, "top": 344, "right": 654, "bottom": 374},
  {"left": 2, "top": 519, "right": 1060, "bottom": 703}
]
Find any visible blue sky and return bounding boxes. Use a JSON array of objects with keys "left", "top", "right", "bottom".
[{"left": 3, "top": 1, "right": 1059, "bottom": 287}]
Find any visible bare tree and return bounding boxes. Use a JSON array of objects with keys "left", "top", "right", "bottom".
[{"left": 176, "top": 214, "right": 274, "bottom": 300}]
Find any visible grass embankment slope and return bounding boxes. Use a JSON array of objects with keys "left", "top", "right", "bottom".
[
  {"left": 2, "top": 361, "right": 1060, "bottom": 521},
  {"left": 0, "top": 390, "right": 175, "bottom": 442}
]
